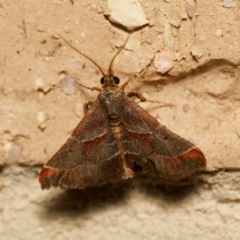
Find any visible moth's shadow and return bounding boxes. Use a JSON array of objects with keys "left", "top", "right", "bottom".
[
  {"left": 41, "top": 181, "right": 132, "bottom": 218},
  {"left": 41, "top": 174, "right": 205, "bottom": 219},
  {"left": 136, "top": 174, "right": 205, "bottom": 203}
]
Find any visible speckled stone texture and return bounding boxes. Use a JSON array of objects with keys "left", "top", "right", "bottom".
[{"left": 1, "top": 166, "right": 240, "bottom": 240}]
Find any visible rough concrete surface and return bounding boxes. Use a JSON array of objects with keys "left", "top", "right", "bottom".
[{"left": 1, "top": 0, "right": 240, "bottom": 239}]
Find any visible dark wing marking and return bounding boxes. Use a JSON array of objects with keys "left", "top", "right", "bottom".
[
  {"left": 39, "top": 100, "right": 125, "bottom": 190},
  {"left": 121, "top": 98, "right": 206, "bottom": 179}
]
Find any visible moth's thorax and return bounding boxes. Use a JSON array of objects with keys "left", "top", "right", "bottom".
[{"left": 98, "top": 87, "right": 125, "bottom": 120}]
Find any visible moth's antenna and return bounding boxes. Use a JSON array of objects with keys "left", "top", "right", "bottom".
[
  {"left": 108, "top": 34, "right": 131, "bottom": 76},
  {"left": 57, "top": 34, "right": 106, "bottom": 77}
]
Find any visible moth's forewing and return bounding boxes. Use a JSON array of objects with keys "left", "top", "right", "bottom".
[
  {"left": 121, "top": 97, "right": 206, "bottom": 179},
  {"left": 39, "top": 100, "right": 125, "bottom": 189}
]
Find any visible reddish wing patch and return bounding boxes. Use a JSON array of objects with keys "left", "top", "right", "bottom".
[
  {"left": 82, "top": 133, "right": 106, "bottom": 153},
  {"left": 149, "top": 148, "right": 206, "bottom": 179},
  {"left": 127, "top": 131, "right": 153, "bottom": 155},
  {"left": 39, "top": 167, "right": 62, "bottom": 189}
]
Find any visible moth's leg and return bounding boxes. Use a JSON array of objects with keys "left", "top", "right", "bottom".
[
  {"left": 77, "top": 82, "right": 102, "bottom": 92},
  {"left": 78, "top": 82, "right": 102, "bottom": 114},
  {"left": 127, "top": 91, "right": 174, "bottom": 107},
  {"left": 121, "top": 58, "right": 154, "bottom": 91},
  {"left": 127, "top": 92, "right": 146, "bottom": 102},
  {"left": 83, "top": 101, "right": 95, "bottom": 115}
]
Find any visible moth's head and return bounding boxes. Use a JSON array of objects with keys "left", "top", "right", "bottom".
[{"left": 100, "top": 75, "right": 120, "bottom": 88}]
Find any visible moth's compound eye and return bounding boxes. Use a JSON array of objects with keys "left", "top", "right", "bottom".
[
  {"left": 100, "top": 77, "right": 105, "bottom": 85},
  {"left": 113, "top": 76, "right": 120, "bottom": 85}
]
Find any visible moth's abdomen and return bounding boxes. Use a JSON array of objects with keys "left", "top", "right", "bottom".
[
  {"left": 109, "top": 119, "right": 134, "bottom": 179},
  {"left": 109, "top": 119, "right": 123, "bottom": 140}
]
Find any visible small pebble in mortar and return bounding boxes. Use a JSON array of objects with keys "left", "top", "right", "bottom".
[
  {"left": 185, "top": 3, "right": 195, "bottom": 18},
  {"left": 63, "top": 26, "right": 71, "bottom": 33},
  {"left": 60, "top": 74, "right": 80, "bottom": 95},
  {"left": 215, "top": 29, "right": 223, "bottom": 38},
  {"left": 5, "top": 145, "right": 22, "bottom": 163},
  {"left": 154, "top": 51, "right": 174, "bottom": 74},
  {"left": 35, "top": 77, "right": 50, "bottom": 93},
  {"left": 218, "top": 161, "right": 226, "bottom": 169},
  {"left": 37, "top": 111, "right": 46, "bottom": 123},
  {"left": 223, "top": 0, "right": 236, "bottom": 8},
  {"left": 108, "top": 0, "right": 149, "bottom": 30},
  {"left": 183, "top": 104, "right": 190, "bottom": 113},
  {"left": 137, "top": 52, "right": 143, "bottom": 58},
  {"left": 191, "top": 45, "right": 203, "bottom": 61},
  {"left": 37, "top": 111, "right": 47, "bottom": 130}
]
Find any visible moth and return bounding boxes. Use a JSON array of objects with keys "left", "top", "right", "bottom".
[{"left": 39, "top": 34, "right": 206, "bottom": 190}]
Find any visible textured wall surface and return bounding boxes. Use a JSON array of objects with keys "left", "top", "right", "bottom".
[
  {"left": 1, "top": 0, "right": 240, "bottom": 239},
  {"left": 1, "top": 167, "right": 240, "bottom": 240}
]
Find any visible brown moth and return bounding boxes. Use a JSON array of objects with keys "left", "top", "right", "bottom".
[{"left": 39, "top": 34, "right": 206, "bottom": 190}]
